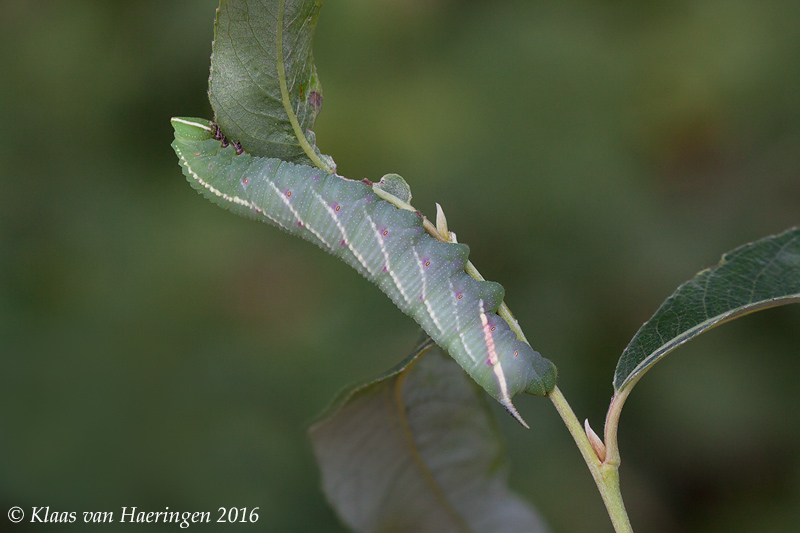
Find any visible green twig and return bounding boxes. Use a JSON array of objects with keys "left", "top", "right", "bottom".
[{"left": 549, "top": 387, "right": 633, "bottom": 533}]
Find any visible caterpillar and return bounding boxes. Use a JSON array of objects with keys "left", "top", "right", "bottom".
[{"left": 171, "top": 117, "right": 556, "bottom": 426}]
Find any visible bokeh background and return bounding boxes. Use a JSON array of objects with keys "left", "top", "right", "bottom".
[{"left": 2, "top": 0, "right": 799, "bottom": 531}]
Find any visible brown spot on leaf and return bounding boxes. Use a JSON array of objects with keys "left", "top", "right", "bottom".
[{"left": 308, "top": 91, "right": 322, "bottom": 112}]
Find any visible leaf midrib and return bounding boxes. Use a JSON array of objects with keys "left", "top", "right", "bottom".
[
  {"left": 393, "top": 353, "right": 476, "bottom": 533},
  {"left": 275, "top": 0, "right": 331, "bottom": 172}
]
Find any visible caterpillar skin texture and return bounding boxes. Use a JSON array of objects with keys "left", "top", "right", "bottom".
[{"left": 171, "top": 117, "right": 556, "bottom": 424}]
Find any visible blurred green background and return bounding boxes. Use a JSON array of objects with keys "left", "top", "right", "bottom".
[{"left": 1, "top": 0, "right": 799, "bottom": 531}]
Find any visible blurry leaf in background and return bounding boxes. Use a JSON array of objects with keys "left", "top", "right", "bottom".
[{"left": 310, "top": 338, "right": 548, "bottom": 533}]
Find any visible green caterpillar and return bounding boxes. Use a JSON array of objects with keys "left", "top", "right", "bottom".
[{"left": 171, "top": 117, "right": 556, "bottom": 425}]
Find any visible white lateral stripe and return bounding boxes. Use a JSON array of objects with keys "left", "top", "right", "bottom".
[
  {"left": 268, "top": 180, "right": 304, "bottom": 222},
  {"left": 267, "top": 181, "right": 332, "bottom": 250},
  {"left": 480, "top": 299, "right": 512, "bottom": 404},
  {"left": 360, "top": 211, "right": 385, "bottom": 266},
  {"left": 413, "top": 248, "right": 444, "bottom": 335},
  {"left": 315, "top": 193, "right": 372, "bottom": 274},
  {"left": 450, "top": 279, "right": 477, "bottom": 364},
  {"left": 175, "top": 146, "right": 286, "bottom": 230},
  {"left": 172, "top": 117, "right": 213, "bottom": 132},
  {"left": 480, "top": 299, "right": 499, "bottom": 366},
  {"left": 367, "top": 214, "right": 411, "bottom": 304}
]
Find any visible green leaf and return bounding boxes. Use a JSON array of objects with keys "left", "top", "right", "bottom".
[
  {"left": 309, "top": 338, "right": 548, "bottom": 533},
  {"left": 614, "top": 226, "right": 800, "bottom": 393},
  {"left": 209, "top": 0, "right": 334, "bottom": 171},
  {"left": 374, "top": 173, "right": 413, "bottom": 205}
]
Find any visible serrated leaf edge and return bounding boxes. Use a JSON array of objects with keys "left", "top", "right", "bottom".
[{"left": 616, "top": 295, "right": 799, "bottom": 393}]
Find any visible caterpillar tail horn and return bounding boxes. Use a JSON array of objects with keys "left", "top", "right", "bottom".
[{"left": 502, "top": 398, "right": 529, "bottom": 429}]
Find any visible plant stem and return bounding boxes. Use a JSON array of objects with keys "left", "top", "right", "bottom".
[{"left": 548, "top": 387, "right": 633, "bottom": 533}]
